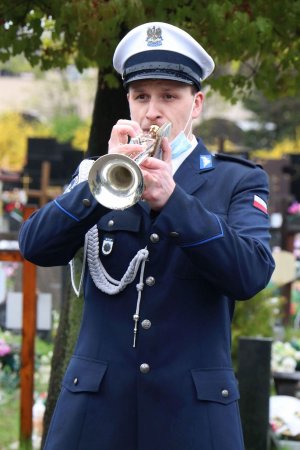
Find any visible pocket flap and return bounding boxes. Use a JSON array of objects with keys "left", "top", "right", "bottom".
[
  {"left": 191, "top": 368, "right": 240, "bottom": 405},
  {"left": 62, "top": 355, "right": 107, "bottom": 393}
]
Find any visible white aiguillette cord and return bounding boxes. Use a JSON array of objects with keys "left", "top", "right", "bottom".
[
  {"left": 69, "top": 159, "right": 149, "bottom": 347},
  {"left": 86, "top": 225, "right": 149, "bottom": 347}
]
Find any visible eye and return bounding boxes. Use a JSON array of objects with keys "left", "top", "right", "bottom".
[
  {"left": 163, "top": 93, "right": 176, "bottom": 100},
  {"left": 135, "top": 93, "right": 148, "bottom": 101}
]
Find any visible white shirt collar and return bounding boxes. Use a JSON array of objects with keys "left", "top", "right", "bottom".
[{"left": 172, "top": 135, "right": 198, "bottom": 175}]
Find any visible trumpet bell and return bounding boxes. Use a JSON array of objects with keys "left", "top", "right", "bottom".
[{"left": 88, "top": 153, "right": 144, "bottom": 210}]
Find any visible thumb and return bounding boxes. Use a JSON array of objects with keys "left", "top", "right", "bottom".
[{"left": 161, "top": 137, "right": 172, "bottom": 163}]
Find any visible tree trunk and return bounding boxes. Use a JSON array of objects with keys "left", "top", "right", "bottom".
[
  {"left": 87, "top": 70, "right": 130, "bottom": 157},
  {"left": 41, "top": 72, "right": 129, "bottom": 447}
]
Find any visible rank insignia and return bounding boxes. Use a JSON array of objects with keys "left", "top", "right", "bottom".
[
  {"left": 102, "top": 235, "right": 114, "bottom": 255},
  {"left": 146, "top": 26, "right": 163, "bottom": 47}
]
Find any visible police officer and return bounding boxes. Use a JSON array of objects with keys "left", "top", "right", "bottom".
[{"left": 19, "top": 22, "right": 275, "bottom": 450}]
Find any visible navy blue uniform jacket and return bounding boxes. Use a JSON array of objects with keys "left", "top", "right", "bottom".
[{"left": 19, "top": 140, "right": 275, "bottom": 450}]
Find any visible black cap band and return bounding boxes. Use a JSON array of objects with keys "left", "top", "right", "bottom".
[{"left": 123, "top": 50, "right": 202, "bottom": 90}]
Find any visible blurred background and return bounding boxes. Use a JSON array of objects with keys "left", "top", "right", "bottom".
[{"left": 0, "top": 1, "right": 300, "bottom": 449}]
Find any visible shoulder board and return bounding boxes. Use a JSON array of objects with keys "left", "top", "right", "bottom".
[
  {"left": 214, "top": 153, "right": 258, "bottom": 168},
  {"left": 71, "top": 156, "right": 99, "bottom": 178}
]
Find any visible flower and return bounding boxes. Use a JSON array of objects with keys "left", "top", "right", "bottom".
[
  {"left": 287, "top": 202, "right": 300, "bottom": 215},
  {"left": 0, "top": 338, "right": 11, "bottom": 357}
]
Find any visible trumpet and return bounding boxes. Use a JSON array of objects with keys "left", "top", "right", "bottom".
[{"left": 88, "top": 122, "right": 172, "bottom": 210}]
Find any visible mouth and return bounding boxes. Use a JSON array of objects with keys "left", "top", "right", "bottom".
[{"left": 143, "top": 123, "right": 164, "bottom": 133}]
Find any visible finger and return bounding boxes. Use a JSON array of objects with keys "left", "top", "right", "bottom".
[
  {"left": 109, "top": 143, "right": 144, "bottom": 157},
  {"left": 116, "top": 119, "right": 142, "bottom": 135},
  {"left": 109, "top": 121, "right": 142, "bottom": 148}
]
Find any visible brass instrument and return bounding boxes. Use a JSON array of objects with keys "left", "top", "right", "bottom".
[{"left": 88, "top": 122, "right": 172, "bottom": 210}]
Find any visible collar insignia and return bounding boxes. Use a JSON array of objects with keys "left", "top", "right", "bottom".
[
  {"left": 200, "top": 155, "right": 212, "bottom": 169},
  {"left": 146, "top": 26, "right": 163, "bottom": 47}
]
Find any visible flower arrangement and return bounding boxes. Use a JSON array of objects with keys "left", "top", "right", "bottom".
[{"left": 272, "top": 340, "right": 300, "bottom": 373}]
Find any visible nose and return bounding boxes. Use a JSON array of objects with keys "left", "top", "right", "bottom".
[{"left": 145, "top": 99, "right": 162, "bottom": 122}]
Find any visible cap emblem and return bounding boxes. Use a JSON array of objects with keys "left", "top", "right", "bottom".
[{"left": 146, "top": 26, "right": 163, "bottom": 47}]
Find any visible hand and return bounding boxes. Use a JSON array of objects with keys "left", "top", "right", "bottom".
[
  {"left": 108, "top": 119, "right": 142, "bottom": 154},
  {"left": 140, "top": 137, "right": 176, "bottom": 211}
]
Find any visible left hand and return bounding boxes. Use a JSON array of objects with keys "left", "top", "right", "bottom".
[{"left": 140, "top": 137, "right": 176, "bottom": 211}]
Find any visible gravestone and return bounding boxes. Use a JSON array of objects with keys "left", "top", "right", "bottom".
[
  {"left": 5, "top": 291, "right": 52, "bottom": 331},
  {"left": 238, "top": 337, "right": 273, "bottom": 450}
]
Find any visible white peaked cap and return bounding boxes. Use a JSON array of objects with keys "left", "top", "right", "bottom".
[{"left": 113, "top": 22, "right": 215, "bottom": 90}]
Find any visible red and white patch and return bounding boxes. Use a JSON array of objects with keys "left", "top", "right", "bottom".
[{"left": 253, "top": 195, "right": 268, "bottom": 214}]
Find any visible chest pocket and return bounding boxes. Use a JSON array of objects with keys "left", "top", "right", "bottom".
[{"left": 96, "top": 208, "right": 144, "bottom": 279}]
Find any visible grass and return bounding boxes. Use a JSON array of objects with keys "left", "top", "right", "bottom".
[{"left": 0, "top": 389, "right": 20, "bottom": 450}]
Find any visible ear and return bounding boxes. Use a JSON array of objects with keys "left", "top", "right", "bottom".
[{"left": 192, "top": 91, "right": 204, "bottom": 119}]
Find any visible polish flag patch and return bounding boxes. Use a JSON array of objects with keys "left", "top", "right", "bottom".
[{"left": 253, "top": 195, "right": 268, "bottom": 214}]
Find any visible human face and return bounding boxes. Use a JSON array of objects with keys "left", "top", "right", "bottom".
[{"left": 127, "top": 79, "right": 204, "bottom": 141}]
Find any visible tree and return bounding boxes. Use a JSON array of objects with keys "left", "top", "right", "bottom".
[
  {"left": 0, "top": 112, "right": 50, "bottom": 170},
  {"left": 242, "top": 94, "right": 300, "bottom": 150},
  {"left": 1, "top": 0, "right": 300, "bottom": 102}
]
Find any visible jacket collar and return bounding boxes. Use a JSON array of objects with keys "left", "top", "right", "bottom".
[
  {"left": 173, "top": 138, "right": 215, "bottom": 194},
  {"left": 138, "top": 138, "right": 215, "bottom": 213}
]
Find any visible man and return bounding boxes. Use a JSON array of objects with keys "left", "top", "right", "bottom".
[{"left": 19, "top": 22, "right": 275, "bottom": 450}]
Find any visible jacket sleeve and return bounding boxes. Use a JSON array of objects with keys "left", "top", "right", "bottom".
[
  {"left": 19, "top": 181, "right": 108, "bottom": 267},
  {"left": 154, "top": 166, "right": 275, "bottom": 300}
]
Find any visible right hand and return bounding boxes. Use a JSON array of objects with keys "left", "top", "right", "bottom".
[{"left": 108, "top": 119, "right": 143, "bottom": 156}]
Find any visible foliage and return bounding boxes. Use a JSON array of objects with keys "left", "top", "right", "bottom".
[
  {"left": 0, "top": 110, "right": 89, "bottom": 170},
  {"left": 0, "top": 329, "right": 52, "bottom": 449},
  {"left": 71, "top": 119, "right": 91, "bottom": 151},
  {"left": 0, "top": 111, "right": 50, "bottom": 171},
  {"left": 252, "top": 136, "right": 300, "bottom": 159},
  {"left": 50, "top": 113, "right": 84, "bottom": 143},
  {"left": 240, "top": 93, "right": 300, "bottom": 153},
  {"left": 231, "top": 288, "right": 282, "bottom": 368},
  {"left": 0, "top": 390, "right": 20, "bottom": 449},
  {"left": 0, "top": 1, "right": 300, "bottom": 100}
]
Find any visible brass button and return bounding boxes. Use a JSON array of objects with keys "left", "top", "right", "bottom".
[
  {"left": 169, "top": 231, "right": 179, "bottom": 238},
  {"left": 141, "top": 319, "right": 152, "bottom": 330},
  {"left": 82, "top": 198, "right": 91, "bottom": 207},
  {"left": 221, "top": 389, "right": 229, "bottom": 398},
  {"left": 108, "top": 219, "right": 114, "bottom": 227},
  {"left": 146, "top": 276, "right": 155, "bottom": 286},
  {"left": 73, "top": 377, "right": 79, "bottom": 385},
  {"left": 150, "top": 233, "right": 159, "bottom": 243},
  {"left": 140, "top": 363, "right": 150, "bottom": 374}
]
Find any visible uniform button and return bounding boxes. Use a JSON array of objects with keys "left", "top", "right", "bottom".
[
  {"left": 150, "top": 233, "right": 159, "bottom": 243},
  {"left": 73, "top": 377, "right": 79, "bottom": 385},
  {"left": 141, "top": 319, "right": 152, "bottom": 330},
  {"left": 145, "top": 276, "right": 155, "bottom": 286},
  {"left": 169, "top": 231, "right": 179, "bottom": 238},
  {"left": 140, "top": 363, "right": 150, "bottom": 374},
  {"left": 221, "top": 389, "right": 229, "bottom": 398},
  {"left": 108, "top": 219, "right": 114, "bottom": 227},
  {"left": 82, "top": 198, "right": 91, "bottom": 207}
]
